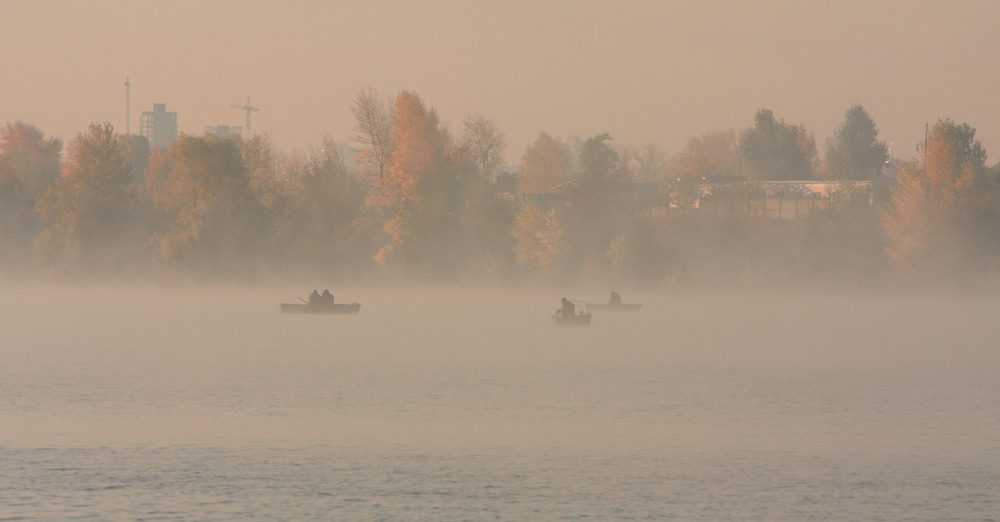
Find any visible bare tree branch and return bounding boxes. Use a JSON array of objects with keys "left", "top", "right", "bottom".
[
  {"left": 351, "top": 87, "right": 396, "bottom": 179},
  {"left": 462, "top": 113, "right": 506, "bottom": 184}
]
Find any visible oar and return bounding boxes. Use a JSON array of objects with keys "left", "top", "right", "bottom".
[{"left": 298, "top": 297, "right": 309, "bottom": 304}]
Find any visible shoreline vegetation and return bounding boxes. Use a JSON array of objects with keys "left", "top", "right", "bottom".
[{"left": 2, "top": 98, "right": 998, "bottom": 291}]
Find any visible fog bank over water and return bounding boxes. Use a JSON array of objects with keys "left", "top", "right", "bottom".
[{"left": 3, "top": 282, "right": 997, "bottom": 448}]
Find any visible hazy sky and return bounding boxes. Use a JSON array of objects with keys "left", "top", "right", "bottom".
[{"left": 2, "top": 0, "right": 998, "bottom": 164}]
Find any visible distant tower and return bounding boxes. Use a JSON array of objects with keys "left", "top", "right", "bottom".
[
  {"left": 124, "top": 76, "right": 131, "bottom": 135},
  {"left": 231, "top": 96, "right": 260, "bottom": 137}
]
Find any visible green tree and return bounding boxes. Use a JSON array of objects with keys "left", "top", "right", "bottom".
[
  {"left": 825, "top": 104, "right": 888, "bottom": 180},
  {"left": 578, "top": 133, "right": 619, "bottom": 183},
  {"left": 156, "top": 135, "right": 263, "bottom": 270},
  {"left": 572, "top": 132, "right": 624, "bottom": 216},
  {"left": 0, "top": 165, "right": 33, "bottom": 270},
  {"left": 881, "top": 119, "right": 994, "bottom": 282},
  {"left": 516, "top": 132, "right": 571, "bottom": 193},
  {"left": 443, "top": 136, "right": 516, "bottom": 278},
  {"left": 34, "top": 123, "right": 137, "bottom": 272},
  {"left": 281, "top": 136, "right": 371, "bottom": 274},
  {"left": 741, "top": 109, "right": 816, "bottom": 180},
  {"left": 565, "top": 133, "right": 631, "bottom": 271}
]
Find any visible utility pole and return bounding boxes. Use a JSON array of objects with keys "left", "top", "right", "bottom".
[
  {"left": 124, "top": 76, "right": 130, "bottom": 135},
  {"left": 231, "top": 96, "right": 260, "bottom": 137}
]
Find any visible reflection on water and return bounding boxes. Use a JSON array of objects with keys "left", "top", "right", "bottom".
[{"left": 1, "top": 285, "right": 998, "bottom": 519}]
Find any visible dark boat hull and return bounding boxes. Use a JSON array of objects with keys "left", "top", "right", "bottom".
[
  {"left": 551, "top": 312, "right": 592, "bottom": 326},
  {"left": 584, "top": 303, "right": 642, "bottom": 312},
  {"left": 280, "top": 303, "right": 361, "bottom": 314}
]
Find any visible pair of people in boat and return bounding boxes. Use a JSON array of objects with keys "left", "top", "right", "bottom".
[{"left": 309, "top": 289, "right": 334, "bottom": 306}]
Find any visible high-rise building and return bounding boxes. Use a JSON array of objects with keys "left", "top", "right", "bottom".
[{"left": 139, "top": 103, "right": 178, "bottom": 149}]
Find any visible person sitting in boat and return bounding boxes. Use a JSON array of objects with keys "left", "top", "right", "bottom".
[
  {"left": 560, "top": 297, "right": 576, "bottom": 317},
  {"left": 309, "top": 289, "right": 320, "bottom": 305},
  {"left": 322, "top": 289, "right": 334, "bottom": 305},
  {"left": 609, "top": 291, "right": 622, "bottom": 305}
]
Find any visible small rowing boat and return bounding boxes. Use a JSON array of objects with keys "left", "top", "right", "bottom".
[
  {"left": 551, "top": 311, "right": 592, "bottom": 326},
  {"left": 279, "top": 302, "right": 361, "bottom": 314}
]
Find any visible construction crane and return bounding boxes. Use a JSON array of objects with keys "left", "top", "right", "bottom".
[{"left": 231, "top": 96, "right": 260, "bottom": 137}]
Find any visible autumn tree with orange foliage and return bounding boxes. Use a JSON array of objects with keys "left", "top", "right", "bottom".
[
  {"left": 669, "top": 130, "right": 740, "bottom": 182},
  {"left": 665, "top": 130, "right": 740, "bottom": 208},
  {"left": 144, "top": 147, "right": 173, "bottom": 206},
  {"left": 34, "top": 123, "right": 137, "bottom": 272},
  {"left": 1, "top": 122, "right": 63, "bottom": 266},
  {"left": 367, "top": 91, "right": 466, "bottom": 274},
  {"left": 882, "top": 119, "right": 996, "bottom": 283},
  {"left": 516, "top": 132, "right": 571, "bottom": 194},
  {"left": 0, "top": 121, "right": 63, "bottom": 200},
  {"left": 512, "top": 202, "right": 564, "bottom": 273}
]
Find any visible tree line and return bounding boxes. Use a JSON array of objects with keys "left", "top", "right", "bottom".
[{"left": 2, "top": 91, "right": 999, "bottom": 288}]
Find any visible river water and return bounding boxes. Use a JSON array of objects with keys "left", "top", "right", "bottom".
[{"left": 1, "top": 284, "right": 997, "bottom": 520}]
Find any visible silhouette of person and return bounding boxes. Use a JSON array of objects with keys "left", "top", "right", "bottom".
[
  {"left": 609, "top": 291, "right": 622, "bottom": 305},
  {"left": 322, "top": 289, "right": 333, "bottom": 305},
  {"left": 309, "top": 289, "right": 320, "bottom": 305},
  {"left": 561, "top": 297, "right": 575, "bottom": 317}
]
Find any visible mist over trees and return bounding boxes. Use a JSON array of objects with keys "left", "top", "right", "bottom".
[
  {"left": 1, "top": 98, "right": 997, "bottom": 290},
  {"left": 1, "top": 122, "right": 62, "bottom": 269},
  {"left": 882, "top": 119, "right": 997, "bottom": 284},
  {"left": 517, "top": 132, "right": 572, "bottom": 194},
  {"left": 741, "top": 109, "right": 817, "bottom": 181},
  {"left": 34, "top": 123, "right": 137, "bottom": 273},
  {"left": 825, "top": 104, "right": 889, "bottom": 181},
  {"left": 351, "top": 86, "right": 395, "bottom": 181}
]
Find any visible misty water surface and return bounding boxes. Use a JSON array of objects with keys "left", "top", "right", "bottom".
[{"left": 1, "top": 284, "right": 998, "bottom": 519}]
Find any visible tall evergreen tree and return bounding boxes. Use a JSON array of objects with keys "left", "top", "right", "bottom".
[{"left": 826, "top": 104, "right": 888, "bottom": 180}]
